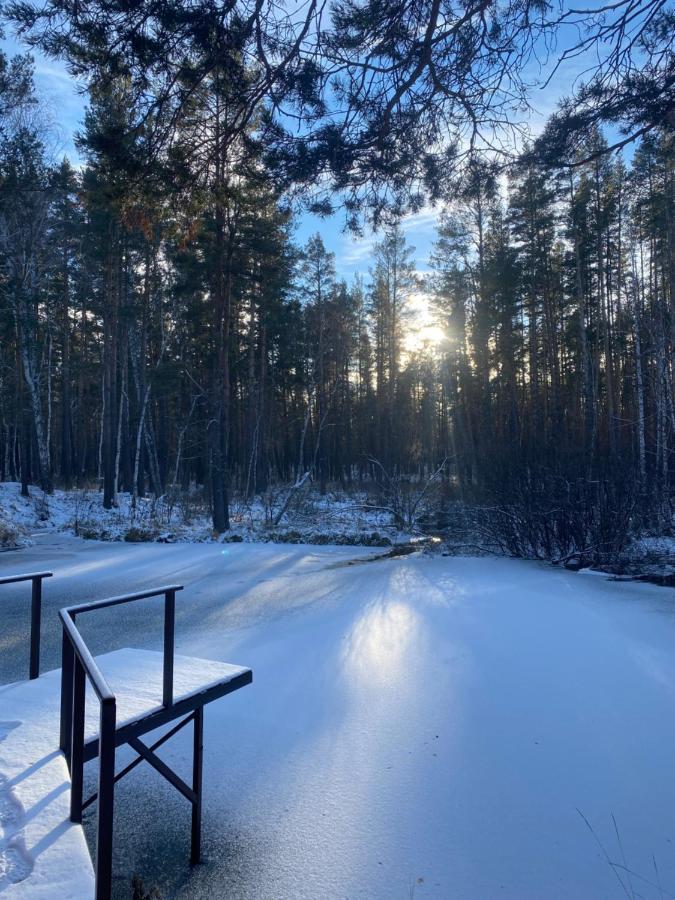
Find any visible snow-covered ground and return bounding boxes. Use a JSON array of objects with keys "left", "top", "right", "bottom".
[
  {"left": 0, "top": 481, "right": 407, "bottom": 547},
  {"left": 1, "top": 537, "right": 675, "bottom": 898}
]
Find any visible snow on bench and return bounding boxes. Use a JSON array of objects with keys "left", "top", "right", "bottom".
[{"left": 0, "top": 648, "right": 250, "bottom": 899}]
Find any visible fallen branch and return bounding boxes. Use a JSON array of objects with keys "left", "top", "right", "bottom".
[{"left": 271, "top": 470, "right": 312, "bottom": 527}]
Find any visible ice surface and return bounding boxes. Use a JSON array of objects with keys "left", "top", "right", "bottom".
[{"left": 2, "top": 538, "right": 675, "bottom": 898}]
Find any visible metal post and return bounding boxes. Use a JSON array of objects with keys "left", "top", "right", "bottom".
[
  {"left": 191, "top": 706, "right": 203, "bottom": 865},
  {"left": 96, "top": 700, "right": 116, "bottom": 900},
  {"left": 29, "top": 576, "right": 41, "bottom": 679},
  {"left": 163, "top": 589, "right": 175, "bottom": 708},
  {"left": 60, "top": 630, "right": 75, "bottom": 760},
  {"left": 70, "top": 658, "right": 86, "bottom": 823}
]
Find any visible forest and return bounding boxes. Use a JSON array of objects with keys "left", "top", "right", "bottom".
[{"left": 0, "top": 0, "right": 673, "bottom": 563}]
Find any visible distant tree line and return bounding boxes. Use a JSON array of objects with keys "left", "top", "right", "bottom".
[{"left": 431, "top": 137, "right": 674, "bottom": 555}]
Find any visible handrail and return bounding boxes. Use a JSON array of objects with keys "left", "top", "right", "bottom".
[
  {"left": 66, "top": 583, "right": 184, "bottom": 615},
  {"left": 0, "top": 571, "right": 53, "bottom": 678},
  {"left": 59, "top": 611, "right": 115, "bottom": 702},
  {"left": 0, "top": 570, "right": 53, "bottom": 585},
  {"left": 60, "top": 584, "right": 183, "bottom": 711},
  {"left": 59, "top": 584, "right": 183, "bottom": 900}
]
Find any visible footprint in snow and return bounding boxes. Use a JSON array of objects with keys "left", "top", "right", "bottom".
[{"left": 0, "top": 723, "right": 33, "bottom": 887}]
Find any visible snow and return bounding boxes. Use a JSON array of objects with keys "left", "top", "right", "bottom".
[
  {"left": 0, "top": 648, "right": 251, "bottom": 899},
  {"left": 83, "top": 650, "right": 251, "bottom": 741},
  {"left": 628, "top": 535, "right": 675, "bottom": 560},
  {"left": 2, "top": 538, "right": 675, "bottom": 898},
  {"left": 0, "top": 481, "right": 408, "bottom": 547}
]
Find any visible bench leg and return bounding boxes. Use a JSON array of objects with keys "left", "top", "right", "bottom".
[
  {"left": 191, "top": 707, "right": 203, "bottom": 865},
  {"left": 29, "top": 577, "right": 41, "bottom": 680},
  {"left": 96, "top": 701, "right": 116, "bottom": 900},
  {"left": 70, "top": 658, "right": 85, "bottom": 822},
  {"left": 60, "top": 632, "right": 74, "bottom": 761}
]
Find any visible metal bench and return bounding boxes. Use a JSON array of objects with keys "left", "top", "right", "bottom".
[{"left": 0, "top": 572, "right": 252, "bottom": 900}]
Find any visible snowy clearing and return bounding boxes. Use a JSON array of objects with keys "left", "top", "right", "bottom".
[
  {"left": 0, "top": 481, "right": 409, "bottom": 548},
  {"left": 1, "top": 537, "right": 675, "bottom": 899}
]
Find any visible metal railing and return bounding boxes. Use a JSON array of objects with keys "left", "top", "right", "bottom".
[
  {"left": 59, "top": 585, "right": 183, "bottom": 900},
  {"left": 0, "top": 571, "right": 53, "bottom": 679}
]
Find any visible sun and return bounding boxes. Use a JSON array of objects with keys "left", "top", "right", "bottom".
[{"left": 403, "top": 291, "right": 447, "bottom": 356}]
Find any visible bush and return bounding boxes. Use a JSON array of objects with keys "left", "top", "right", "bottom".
[
  {"left": 265, "top": 529, "right": 392, "bottom": 547},
  {"left": 469, "top": 472, "right": 636, "bottom": 564},
  {"left": 124, "top": 527, "right": 158, "bottom": 543},
  {"left": 71, "top": 518, "right": 115, "bottom": 540},
  {"left": 0, "top": 520, "right": 21, "bottom": 548},
  {"left": 82, "top": 527, "right": 105, "bottom": 540}
]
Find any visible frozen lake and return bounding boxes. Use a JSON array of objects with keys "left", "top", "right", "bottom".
[{"left": 1, "top": 536, "right": 675, "bottom": 899}]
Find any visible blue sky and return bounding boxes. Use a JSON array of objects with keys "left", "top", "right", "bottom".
[{"left": 1, "top": 25, "right": 593, "bottom": 284}]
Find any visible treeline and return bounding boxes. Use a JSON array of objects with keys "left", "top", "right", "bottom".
[
  {"left": 432, "top": 135, "right": 674, "bottom": 555},
  {"left": 0, "top": 50, "right": 673, "bottom": 552}
]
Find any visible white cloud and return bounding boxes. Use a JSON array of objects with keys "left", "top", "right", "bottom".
[
  {"left": 341, "top": 235, "right": 377, "bottom": 265},
  {"left": 401, "top": 207, "right": 441, "bottom": 234}
]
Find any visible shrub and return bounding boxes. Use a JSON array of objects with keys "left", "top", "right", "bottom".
[
  {"left": 0, "top": 520, "right": 20, "bottom": 548},
  {"left": 124, "top": 527, "right": 157, "bottom": 543},
  {"left": 469, "top": 472, "right": 635, "bottom": 564}
]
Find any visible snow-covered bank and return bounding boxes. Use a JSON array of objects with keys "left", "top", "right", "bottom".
[
  {"left": 2, "top": 482, "right": 673, "bottom": 586},
  {"left": 592, "top": 535, "right": 675, "bottom": 586},
  {"left": 0, "top": 481, "right": 410, "bottom": 548},
  {"left": 2, "top": 539, "right": 675, "bottom": 898}
]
